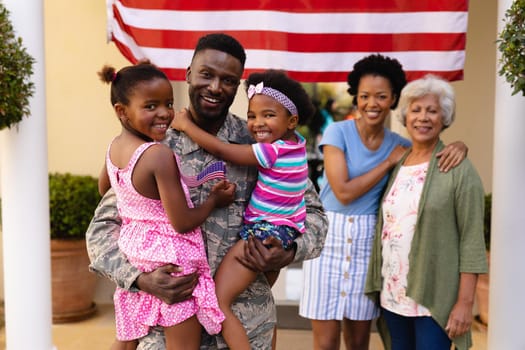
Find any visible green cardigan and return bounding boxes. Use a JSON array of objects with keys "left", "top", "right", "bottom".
[{"left": 365, "top": 140, "right": 488, "bottom": 350}]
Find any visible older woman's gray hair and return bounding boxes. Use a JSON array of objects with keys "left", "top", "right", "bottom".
[{"left": 396, "top": 74, "right": 456, "bottom": 129}]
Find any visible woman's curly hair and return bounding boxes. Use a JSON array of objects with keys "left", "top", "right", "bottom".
[{"left": 347, "top": 54, "right": 407, "bottom": 109}]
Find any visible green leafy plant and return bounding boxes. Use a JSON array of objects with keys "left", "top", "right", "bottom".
[
  {"left": 0, "top": 3, "right": 36, "bottom": 130},
  {"left": 484, "top": 193, "right": 492, "bottom": 251},
  {"left": 497, "top": 0, "right": 525, "bottom": 96},
  {"left": 49, "top": 173, "right": 101, "bottom": 240}
]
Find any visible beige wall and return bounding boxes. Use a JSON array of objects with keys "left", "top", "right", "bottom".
[
  {"left": 447, "top": 0, "right": 497, "bottom": 193},
  {"left": 45, "top": 0, "right": 126, "bottom": 176}
]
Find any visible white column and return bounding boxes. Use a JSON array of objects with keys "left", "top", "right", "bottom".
[
  {"left": 488, "top": 1, "right": 525, "bottom": 348},
  {"left": 0, "top": 0, "right": 53, "bottom": 349}
]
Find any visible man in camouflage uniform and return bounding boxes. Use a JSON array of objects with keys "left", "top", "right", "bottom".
[{"left": 86, "top": 33, "right": 328, "bottom": 350}]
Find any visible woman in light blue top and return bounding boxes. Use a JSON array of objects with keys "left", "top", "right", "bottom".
[{"left": 299, "top": 54, "right": 467, "bottom": 350}]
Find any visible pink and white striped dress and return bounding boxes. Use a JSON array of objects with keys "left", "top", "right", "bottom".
[{"left": 106, "top": 141, "right": 224, "bottom": 341}]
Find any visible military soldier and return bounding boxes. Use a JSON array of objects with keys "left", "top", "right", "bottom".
[{"left": 86, "top": 33, "right": 328, "bottom": 350}]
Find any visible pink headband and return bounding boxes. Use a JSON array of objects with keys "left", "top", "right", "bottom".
[{"left": 247, "top": 82, "right": 298, "bottom": 116}]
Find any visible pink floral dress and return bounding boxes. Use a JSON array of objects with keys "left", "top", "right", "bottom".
[
  {"left": 380, "top": 162, "right": 431, "bottom": 317},
  {"left": 106, "top": 141, "right": 224, "bottom": 341}
]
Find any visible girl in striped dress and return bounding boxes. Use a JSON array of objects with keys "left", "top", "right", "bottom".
[{"left": 171, "top": 69, "right": 315, "bottom": 350}]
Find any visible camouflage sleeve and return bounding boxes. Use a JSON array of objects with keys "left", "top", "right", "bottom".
[
  {"left": 293, "top": 178, "right": 328, "bottom": 263},
  {"left": 85, "top": 189, "right": 142, "bottom": 290}
]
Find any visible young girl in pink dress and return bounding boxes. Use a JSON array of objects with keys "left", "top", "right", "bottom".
[{"left": 97, "top": 62, "right": 235, "bottom": 350}]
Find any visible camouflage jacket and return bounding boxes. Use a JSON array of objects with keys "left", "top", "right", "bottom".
[{"left": 86, "top": 113, "right": 328, "bottom": 350}]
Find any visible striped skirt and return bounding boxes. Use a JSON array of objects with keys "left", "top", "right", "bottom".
[{"left": 299, "top": 211, "right": 380, "bottom": 321}]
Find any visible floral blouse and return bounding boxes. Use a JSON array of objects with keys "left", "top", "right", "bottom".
[{"left": 380, "top": 162, "right": 431, "bottom": 317}]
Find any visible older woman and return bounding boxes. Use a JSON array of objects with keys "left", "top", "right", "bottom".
[{"left": 365, "top": 75, "right": 488, "bottom": 350}]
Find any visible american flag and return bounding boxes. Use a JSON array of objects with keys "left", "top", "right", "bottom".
[
  {"left": 180, "top": 161, "right": 226, "bottom": 187},
  {"left": 106, "top": 0, "right": 468, "bottom": 82}
]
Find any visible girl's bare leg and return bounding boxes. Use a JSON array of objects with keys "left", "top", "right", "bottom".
[
  {"left": 265, "top": 270, "right": 280, "bottom": 286},
  {"left": 164, "top": 315, "right": 201, "bottom": 350},
  {"left": 110, "top": 339, "right": 138, "bottom": 350},
  {"left": 265, "top": 270, "right": 280, "bottom": 350},
  {"left": 215, "top": 240, "right": 259, "bottom": 350}
]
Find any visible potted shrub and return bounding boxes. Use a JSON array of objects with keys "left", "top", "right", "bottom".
[
  {"left": 49, "top": 172, "right": 101, "bottom": 323},
  {"left": 497, "top": 0, "right": 525, "bottom": 96},
  {"left": 0, "top": 3, "right": 35, "bottom": 130},
  {"left": 476, "top": 193, "right": 492, "bottom": 327}
]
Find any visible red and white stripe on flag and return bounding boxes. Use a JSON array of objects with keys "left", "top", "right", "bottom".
[{"left": 106, "top": 0, "right": 468, "bottom": 82}]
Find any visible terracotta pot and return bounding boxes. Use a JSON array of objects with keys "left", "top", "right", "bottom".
[
  {"left": 475, "top": 252, "right": 490, "bottom": 326},
  {"left": 51, "top": 239, "right": 97, "bottom": 323}
]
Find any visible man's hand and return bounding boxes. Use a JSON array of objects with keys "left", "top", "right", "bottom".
[
  {"left": 135, "top": 264, "right": 198, "bottom": 304},
  {"left": 237, "top": 236, "right": 295, "bottom": 272}
]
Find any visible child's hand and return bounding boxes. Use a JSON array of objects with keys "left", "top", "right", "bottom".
[
  {"left": 171, "top": 108, "right": 192, "bottom": 132},
  {"left": 209, "top": 180, "right": 236, "bottom": 208}
]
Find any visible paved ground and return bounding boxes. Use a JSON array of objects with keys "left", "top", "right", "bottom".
[{"left": 0, "top": 303, "right": 487, "bottom": 349}]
